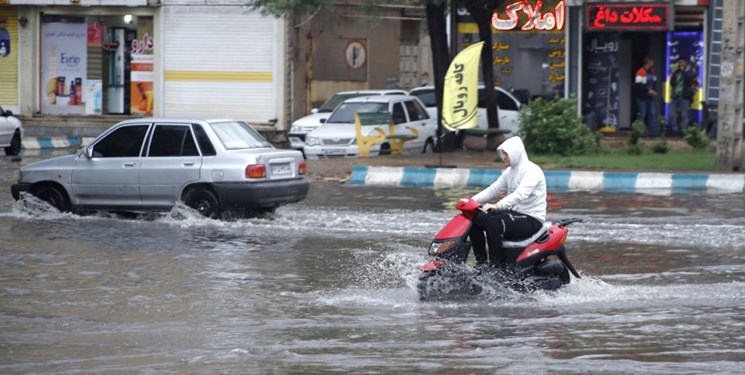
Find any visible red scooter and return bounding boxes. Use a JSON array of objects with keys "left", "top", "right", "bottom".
[{"left": 418, "top": 197, "right": 582, "bottom": 301}]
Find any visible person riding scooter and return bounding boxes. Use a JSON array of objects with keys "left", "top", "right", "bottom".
[{"left": 469, "top": 136, "right": 547, "bottom": 268}]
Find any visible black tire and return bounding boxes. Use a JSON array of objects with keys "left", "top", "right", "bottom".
[
  {"left": 379, "top": 143, "right": 391, "bottom": 156},
  {"left": 422, "top": 138, "right": 435, "bottom": 154},
  {"left": 184, "top": 188, "right": 221, "bottom": 219},
  {"left": 32, "top": 185, "right": 71, "bottom": 212},
  {"left": 4, "top": 132, "right": 21, "bottom": 156}
]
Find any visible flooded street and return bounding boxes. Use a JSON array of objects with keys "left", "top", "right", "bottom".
[{"left": 1, "top": 154, "right": 745, "bottom": 374}]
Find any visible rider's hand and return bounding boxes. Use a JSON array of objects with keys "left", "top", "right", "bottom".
[{"left": 481, "top": 203, "right": 499, "bottom": 213}]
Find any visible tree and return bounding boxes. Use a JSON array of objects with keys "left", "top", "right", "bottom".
[
  {"left": 460, "top": 0, "right": 504, "bottom": 130},
  {"left": 424, "top": 1, "right": 454, "bottom": 151}
]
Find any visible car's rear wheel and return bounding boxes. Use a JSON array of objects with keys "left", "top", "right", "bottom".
[
  {"left": 185, "top": 188, "right": 221, "bottom": 219},
  {"left": 4, "top": 131, "right": 21, "bottom": 156},
  {"left": 32, "top": 185, "right": 71, "bottom": 212},
  {"left": 379, "top": 143, "right": 391, "bottom": 156}
]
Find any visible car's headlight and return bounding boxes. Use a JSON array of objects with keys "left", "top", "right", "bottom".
[
  {"left": 305, "top": 136, "right": 321, "bottom": 146},
  {"left": 291, "top": 126, "right": 301, "bottom": 133}
]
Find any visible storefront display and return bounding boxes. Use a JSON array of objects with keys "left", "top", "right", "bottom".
[{"left": 41, "top": 16, "right": 88, "bottom": 115}]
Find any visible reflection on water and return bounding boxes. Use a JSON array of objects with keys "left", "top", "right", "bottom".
[{"left": 1, "top": 183, "right": 744, "bottom": 373}]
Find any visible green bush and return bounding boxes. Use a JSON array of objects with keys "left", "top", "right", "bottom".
[
  {"left": 683, "top": 125, "right": 709, "bottom": 149},
  {"left": 652, "top": 140, "right": 669, "bottom": 154},
  {"left": 628, "top": 120, "right": 646, "bottom": 146},
  {"left": 518, "top": 97, "right": 599, "bottom": 156}
]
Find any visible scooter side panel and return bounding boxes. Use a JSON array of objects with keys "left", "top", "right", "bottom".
[{"left": 434, "top": 214, "right": 472, "bottom": 240}]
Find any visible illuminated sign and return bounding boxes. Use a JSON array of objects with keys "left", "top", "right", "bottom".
[
  {"left": 492, "top": 0, "right": 565, "bottom": 31},
  {"left": 585, "top": 3, "right": 671, "bottom": 31}
]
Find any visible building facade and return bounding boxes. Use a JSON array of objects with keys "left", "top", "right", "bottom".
[{"left": 0, "top": 0, "right": 432, "bottom": 138}]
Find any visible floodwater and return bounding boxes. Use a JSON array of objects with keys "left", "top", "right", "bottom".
[{"left": 1, "top": 153, "right": 745, "bottom": 374}]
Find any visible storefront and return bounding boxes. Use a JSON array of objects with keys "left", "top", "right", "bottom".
[
  {"left": 454, "top": 0, "right": 568, "bottom": 101},
  {"left": 568, "top": 1, "right": 708, "bottom": 132},
  {"left": 4, "top": 1, "right": 158, "bottom": 119}
]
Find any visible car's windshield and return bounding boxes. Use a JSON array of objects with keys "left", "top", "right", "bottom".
[
  {"left": 318, "top": 93, "right": 367, "bottom": 112},
  {"left": 326, "top": 102, "right": 388, "bottom": 124},
  {"left": 210, "top": 121, "right": 273, "bottom": 150}
]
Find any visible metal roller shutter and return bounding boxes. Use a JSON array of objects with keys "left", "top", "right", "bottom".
[{"left": 163, "top": 5, "right": 279, "bottom": 123}]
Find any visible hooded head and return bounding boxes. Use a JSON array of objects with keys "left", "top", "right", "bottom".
[{"left": 496, "top": 136, "right": 528, "bottom": 168}]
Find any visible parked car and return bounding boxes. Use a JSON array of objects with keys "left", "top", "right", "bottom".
[
  {"left": 303, "top": 95, "right": 436, "bottom": 159},
  {"left": 408, "top": 84, "right": 522, "bottom": 135},
  {"left": 11, "top": 118, "right": 309, "bottom": 219},
  {"left": 0, "top": 106, "right": 23, "bottom": 156},
  {"left": 289, "top": 89, "right": 406, "bottom": 150}
]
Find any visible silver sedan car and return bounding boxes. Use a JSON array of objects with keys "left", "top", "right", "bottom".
[{"left": 11, "top": 118, "right": 309, "bottom": 219}]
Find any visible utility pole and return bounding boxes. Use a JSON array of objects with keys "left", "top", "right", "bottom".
[{"left": 716, "top": 0, "right": 744, "bottom": 171}]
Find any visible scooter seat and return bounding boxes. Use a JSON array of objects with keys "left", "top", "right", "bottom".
[{"left": 502, "top": 222, "right": 551, "bottom": 248}]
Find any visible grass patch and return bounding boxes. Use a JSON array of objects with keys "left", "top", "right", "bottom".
[{"left": 530, "top": 148, "right": 719, "bottom": 172}]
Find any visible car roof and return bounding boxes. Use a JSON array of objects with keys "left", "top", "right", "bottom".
[
  {"left": 340, "top": 94, "right": 416, "bottom": 104},
  {"left": 334, "top": 89, "right": 406, "bottom": 95},
  {"left": 112, "top": 118, "right": 246, "bottom": 126}
]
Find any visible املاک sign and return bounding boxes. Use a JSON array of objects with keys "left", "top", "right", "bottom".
[{"left": 585, "top": 3, "right": 671, "bottom": 31}]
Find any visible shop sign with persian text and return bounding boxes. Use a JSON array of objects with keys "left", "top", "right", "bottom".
[{"left": 585, "top": 3, "right": 671, "bottom": 31}]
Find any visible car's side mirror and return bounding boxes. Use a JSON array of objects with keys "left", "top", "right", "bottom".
[
  {"left": 83, "top": 146, "right": 94, "bottom": 159},
  {"left": 311, "top": 108, "right": 319, "bottom": 114},
  {"left": 319, "top": 118, "right": 326, "bottom": 124},
  {"left": 3, "top": 110, "right": 11, "bottom": 116}
]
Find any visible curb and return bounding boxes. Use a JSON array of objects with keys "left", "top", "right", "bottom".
[
  {"left": 21, "top": 136, "right": 81, "bottom": 150},
  {"left": 350, "top": 166, "right": 745, "bottom": 194}
]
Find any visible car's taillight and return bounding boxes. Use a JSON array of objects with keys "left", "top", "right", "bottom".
[
  {"left": 298, "top": 161, "right": 307, "bottom": 175},
  {"left": 246, "top": 164, "right": 266, "bottom": 179}
]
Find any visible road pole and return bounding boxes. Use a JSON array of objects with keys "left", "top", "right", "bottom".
[{"left": 716, "top": 0, "right": 744, "bottom": 171}]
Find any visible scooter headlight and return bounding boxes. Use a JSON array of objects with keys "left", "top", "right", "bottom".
[{"left": 429, "top": 240, "right": 457, "bottom": 256}]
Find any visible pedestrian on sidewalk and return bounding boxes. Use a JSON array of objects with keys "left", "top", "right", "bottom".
[
  {"left": 669, "top": 58, "right": 698, "bottom": 133},
  {"left": 634, "top": 56, "right": 659, "bottom": 137}
]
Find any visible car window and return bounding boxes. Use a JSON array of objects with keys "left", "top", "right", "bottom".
[
  {"left": 210, "top": 121, "right": 272, "bottom": 150},
  {"left": 148, "top": 124, "right": 199, "bottom": 157},
  {"left": 192, "top": 124, "right": 216, "bottom": 156},
  {"left": 498, "top": 91, "right": 519, "bottom": 111},
  {"left": 318, "top": 93, "right": 361, "bottom": 112},
  {"left": 92, "top": 124, "right": 149, "bottom": 158},
  {"left": 404, "top": 100, "right": 428, "bottom": 121},
  {"left": 326, "top": 102, "right": 388, "bottom": 124},
  {"left": 391, "top": 102, "right": 407, "bottom": 124},
  {"left": 410, "top": 89, "right": 436, "bottom": 107}
]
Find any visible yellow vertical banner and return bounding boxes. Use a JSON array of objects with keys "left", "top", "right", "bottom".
[
  {"left": 442, "top": 41, "right": 483, "bottom": 131},
  {"left": 0, "top": 7, "right": 19, "bottom": 106}
]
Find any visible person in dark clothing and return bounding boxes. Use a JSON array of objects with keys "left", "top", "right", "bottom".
[
  {"left": 634, "top": 56, "right": 658, "bottom": 136},
  {"left": 669, "top": 58, "right": 698, "bottom": 133}
]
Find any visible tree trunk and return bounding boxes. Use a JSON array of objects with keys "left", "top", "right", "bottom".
[
  {"left": 426, "top": 2, "right": 454, "bottom": 151},
  {"left": 463, "top": 1, "right": 502, "bottom": 130}
]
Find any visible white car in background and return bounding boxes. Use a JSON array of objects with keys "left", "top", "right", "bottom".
[
  {"left": 289, "top": 89, "right": 406, "bottom": 150},
  {"left": 0, "top": 106, "right": 23, "bottom": 156},
  {"left": 408, "top": 84, "right": 522, "bottom": 136},
  {"left": 303, "top": 95, "right": 436, "bottom": 159}
]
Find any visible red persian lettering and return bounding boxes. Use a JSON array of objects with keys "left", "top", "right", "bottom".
[{"left": 492, "top": 0, "right": 565, "bottom": 31}]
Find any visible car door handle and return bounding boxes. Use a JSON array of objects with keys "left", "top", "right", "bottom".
[
  {"left": 183, "top": 161, "right": 195, "bottom": 166},
  {"left": 123, "top": 161, "right": 136, "bottom": 167}
]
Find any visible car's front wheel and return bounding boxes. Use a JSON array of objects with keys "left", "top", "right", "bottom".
[
  {"left": 4, "top": 131, "right": 21, "bottom": 156},
  {"left": 184, "top": 188, "right": 221, "bottom": 219},
  {"left": 31, "top": 185, "right": 71, "bottom": 212}
]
